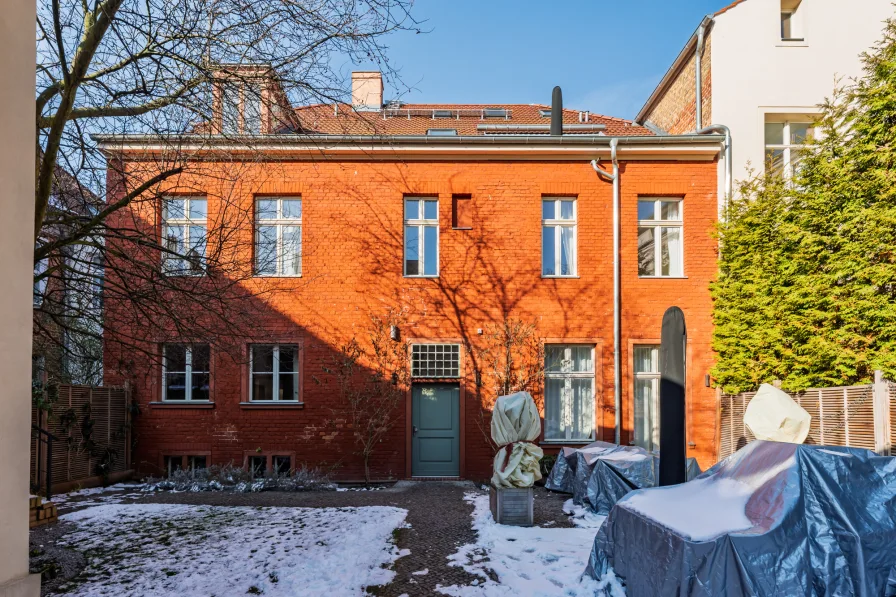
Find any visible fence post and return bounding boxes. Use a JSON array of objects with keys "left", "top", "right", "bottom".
[{"left": 872, "top": 370, "right": 891, "bottom": 455}]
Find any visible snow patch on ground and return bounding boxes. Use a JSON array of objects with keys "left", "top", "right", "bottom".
[
  {"left": 622, "top": 477, "right": 753, "bottom": 541},
  {"left": 49, "top": 483, "right": 144, "bottom": 508},
  {"left": 562, "top": 499, "right": 608, "bottom": 529},
  {"left": 58, "top": 503, "right": 408, "bottom": 596},
  {"left": 412, "top": 568, "right": 429, "bottom": 576},
  {"left": 437, "top": 492, "right": 622, "bottom": 596}
]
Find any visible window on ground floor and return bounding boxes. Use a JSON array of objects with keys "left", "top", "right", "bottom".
[
  {"left": 411, "top": 343, "right": 460, "bottom": 378},
  {"left": 162, "top": 344, "right": 210, "bottom": 401},
  {"left": 250, "top": 344, "right": 300, "bottom": 402},
  {"left": 633, "top": 345, "right": 660, "bottom": 453},
  {"left": 544, "top": 344, "right": 595, "bottom": 441}
]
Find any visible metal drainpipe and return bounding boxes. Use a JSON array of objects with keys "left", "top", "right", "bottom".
[
  {"left": 697, "top": 124, "right": 732, "bottom": 213},
  {"left": 591, "top": 138, "right": 622, "bottom": 444}
]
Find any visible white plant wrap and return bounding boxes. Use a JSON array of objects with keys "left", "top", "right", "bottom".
[
  {"left": 491, "top": 392, "right": 544, "bottom": 488},
  {"left": 744, "top": 383, "right": 812, "bottom": 444}
]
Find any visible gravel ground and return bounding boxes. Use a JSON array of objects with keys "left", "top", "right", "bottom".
[{"left": 30, "top": 481, "right": 575, "bottom": 596}]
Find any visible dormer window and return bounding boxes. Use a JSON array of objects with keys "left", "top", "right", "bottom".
[
  {"left": 780, "top": 0, "right": 804, "bottom": 41},
  {"left": 221, "top": 81, "right": 263, "bottom": 135}
]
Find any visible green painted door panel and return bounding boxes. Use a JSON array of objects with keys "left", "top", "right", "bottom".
[{"left": 412, "top": 384, "right": 460, "bottom": 477}]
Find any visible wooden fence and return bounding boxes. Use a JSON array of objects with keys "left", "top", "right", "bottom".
[
  {"left": 718, "top": 371, "right": 893, "bottom": 460},
  {"left": 31, "top": 384, "right": 132, "bottom": 495}
]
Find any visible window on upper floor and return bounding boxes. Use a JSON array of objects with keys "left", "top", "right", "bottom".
[
  {"left": 542, "top": 198, "right": 577, "bottom": 277},
  {"left": 255, "top": 197, "right": 302, "bottom": 276},
  {"left": 404, "top": 198, "right": 439, "bottom": 277},
  {"left": 780, "top": 0, "right": 804, "bottom": 42},
  {"left": 250, "top": 344, "right": 300, "bottom": 402},
  {"left": 544, "top": 344, "right": 595, "bottom": 442},
  {"left": 162, "top": 343, "right": 210, "bottom": 402},
  {"left": 34, "top": 256, "right": 48, "bottom": 307},
  {"left": 638, "top": 198, "right": 683, "bottom": 278},
  {"left": 765, "top": 119, "right": 816, "bottom": 178},
  {"left": 162, "top": 197, "right": 207, "bottom": 276}
]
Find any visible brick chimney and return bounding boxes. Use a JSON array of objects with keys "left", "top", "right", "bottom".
[{"left": 351, "top": 71, "right": 383, "bottom": 111}]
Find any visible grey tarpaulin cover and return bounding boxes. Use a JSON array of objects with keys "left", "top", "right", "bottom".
[
  {"left": 585, "top": 440, "right": 896, "bottom": 596},
  {"left": 544, "top": 442, "right": 701, "bottom": 515}
]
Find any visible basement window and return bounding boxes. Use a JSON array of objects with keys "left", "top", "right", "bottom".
[
  {"left": 249, "top": 455, "right": 267, "bottom": 479},
  {"left": 272, "top": 455, "right": 292, "bottom": 476},
  {"left": 426, "top": 128, "right": 457, "bottom": 136}
]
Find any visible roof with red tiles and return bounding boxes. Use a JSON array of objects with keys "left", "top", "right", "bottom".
[{"left": 286, "top": 103, "right": 653, "bottom": 137}]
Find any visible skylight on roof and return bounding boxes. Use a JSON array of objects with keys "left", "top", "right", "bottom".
[
  {"left": 539, "top": 109, "right": 551, "bottom": 118},
  {"left": 426, "top": 128, "right": 458, "bottom": 136},
  {"left": 432, "top": 109, "right": 454, "bottom": 119},
  {"left": 483, "top": 108, "right": 508, "bottom": 119}
]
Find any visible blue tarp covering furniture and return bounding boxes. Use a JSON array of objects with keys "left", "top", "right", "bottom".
[
  {"left": 545, "top": 441, "right": 700, "bottom": 515},
  {"left": 585, "top": 440, "right": 896, "bottom": 596}
]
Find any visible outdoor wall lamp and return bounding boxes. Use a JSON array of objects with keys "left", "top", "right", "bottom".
[{"left": 389, "top": 325, "right": 400, "bottom": 341}]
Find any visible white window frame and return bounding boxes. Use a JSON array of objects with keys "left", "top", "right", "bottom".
[
  {"left": 638, "top": 198, "right": 684, "bottom": 278},
  {"left": 249, "top": 344, "right": 300, "bottom": 402},
  {"left": 162, "top": 196, "right": 207, "bottom": 276},
  {"left": 404, "top": 197, "right": 439, "bottom": 278},
  {"left": 633, "top": 345, "right": 660, "bottom": 452},
  {"left": 544, "top": 344, "right": 595, "bottom": 442},
  {"left": 542, "top": 198, "right": 578, "bottom": 277},
  {"left": 764, "top": 120, "right": 814, "bottom": 179},
  {"left": 255, "top": 197, "right": 302, "bottom": 277},
  {"left": 161, "top": 343, "right": 210, "bottom": 402}
]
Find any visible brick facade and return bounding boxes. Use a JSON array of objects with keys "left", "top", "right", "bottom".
[
  {"left": 104, "top": 155, "right": 720, "bottom": 481},
  {"left": 641, "top": 33, "right": 712, "bottom": 134}
]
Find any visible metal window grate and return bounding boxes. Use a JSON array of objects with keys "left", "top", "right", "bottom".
[{"left": 412, "top": 344, "right": 460, "bottom": 378}]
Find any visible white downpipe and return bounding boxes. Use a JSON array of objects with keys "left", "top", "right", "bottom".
[
  {"left": 591, "top": 138, "right": 621, "bottom": 444},
  {"left": 697, "top": 124, "right": 733, "bottom": 213}
]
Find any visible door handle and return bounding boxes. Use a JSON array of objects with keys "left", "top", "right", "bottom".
[{"left": 413, "top": 426, "right": 418, "bottom": 435}]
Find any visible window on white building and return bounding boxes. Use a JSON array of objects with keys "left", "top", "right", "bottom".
[
  {"left": 250, "top": 344, "right": 300, "bottom": 402},
  {"left": 163, "top": 197, "right": 207, "bottom": 275},
  {"left": 638, "top": 198, "right": 683, "bottom": 277},
  {"left": 780, "top": 0, "right": 804, "bottom": 41},
  {"left": 633, "top": 345, "right": 660, "bottom": 453},
  {"left": 256, "top": 197, "right": 302, "bottom": 276},
  {"left": 404, "top": 198, "right": 439, "bottom": 277},
  {"left": 542, "top": 198, "right": 577, "bottom": 277},
  {"left": 765, "top": 119, "right": 815, "bottom": 178},
  {"left": 162, "top": 343, "right": 210, "bottom": 401},
  {"left": 544, "top": 345, "right": 595, "bottom": 441}
]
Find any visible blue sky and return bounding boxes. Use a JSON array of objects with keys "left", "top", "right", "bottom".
[{"left": 347, "top": 0, "right": 726, "bottom": 119}]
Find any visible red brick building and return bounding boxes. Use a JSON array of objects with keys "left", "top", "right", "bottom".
[{"left": 98, "top": 71, "right": 723, "bottom": 481}]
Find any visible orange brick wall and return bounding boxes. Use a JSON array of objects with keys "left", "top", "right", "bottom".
[
  {"left": 104, "top": 156, "right": 720, "bottom": 480},
  {"left": 642, "top": 33, "right": 712, "bottom": 134}
]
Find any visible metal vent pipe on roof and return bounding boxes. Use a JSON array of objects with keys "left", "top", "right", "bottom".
[{"left": 551, "top": 87, "right": 563, "bottom": 136}]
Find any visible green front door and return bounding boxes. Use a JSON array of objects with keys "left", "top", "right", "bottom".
[{"left": 412, "top": 384, "right": 460, "bottom": 477}]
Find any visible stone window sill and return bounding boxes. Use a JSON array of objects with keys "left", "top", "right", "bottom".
[
  {"left": 149, "top": 401, "right": 214, "bottom": 409},
  {"left": 239, "top": 402, "right": 305, "bottom": 410}
]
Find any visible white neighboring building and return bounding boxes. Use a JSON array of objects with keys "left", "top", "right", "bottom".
[{"left": 636, "top": 0, "right": 894, "bottom": 200}]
